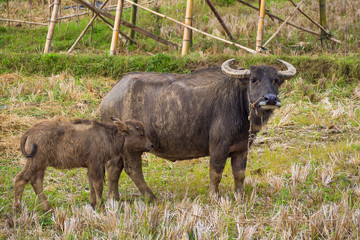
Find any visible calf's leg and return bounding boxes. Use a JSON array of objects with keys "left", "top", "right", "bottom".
[
  {"left": 106, "top": 156, "right": 124, "bottom": 201},
  {"left": 14, "top": 162, "right": 35, "bottom": 209},
  {"left": 88, "top": 177, "right": 96, "bottom": 208},
  {"left": 30, "top": 169, "right": 50, "bottom": 211},
  {"left": 123, "top": 154, "right": 156, "bottom": 202},
  {"left": 88, "top": 165, "right": 105, "bottom": 209},
  {"left": 231, "top": 151, "right": 247, "bottom": 194}
]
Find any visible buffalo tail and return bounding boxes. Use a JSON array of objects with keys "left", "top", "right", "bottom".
[{"left": 20, "top": 135, "right": 37, "bottom": 158}]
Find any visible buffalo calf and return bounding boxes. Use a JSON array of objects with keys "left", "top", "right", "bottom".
[{"left": 14, "top": 117, "right": 153, "bottom": 211}]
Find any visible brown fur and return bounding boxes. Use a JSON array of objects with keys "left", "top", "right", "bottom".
[{"left": 14, "top": 118, "right": 153, "bottom": 211}]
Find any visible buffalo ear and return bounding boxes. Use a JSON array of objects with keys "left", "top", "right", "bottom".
[{"left": 111, "top": 117, "right": 128, "bottom": 134}]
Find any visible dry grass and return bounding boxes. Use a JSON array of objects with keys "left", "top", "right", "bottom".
[{"left": 1, "top": 70, "right": 360, "bottom": 238}]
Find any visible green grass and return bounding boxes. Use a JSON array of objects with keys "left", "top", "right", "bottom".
[{"left": 0, "top": 52, "right": 359, "bottom": 82}]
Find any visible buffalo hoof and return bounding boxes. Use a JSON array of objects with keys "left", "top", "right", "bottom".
[{"left": 144, "top": 194, "right": 157, "bottom": 204}]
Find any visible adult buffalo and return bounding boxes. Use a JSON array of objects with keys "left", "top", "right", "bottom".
[{"left": 99, "top": 59, "right": 296, "bottom": 201}]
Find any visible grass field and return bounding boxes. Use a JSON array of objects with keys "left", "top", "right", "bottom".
[
  {"left": 1, "top": 0, "right": 360, "bottom": 239},
  {"left": 1, "top": 55, "right": 360, "bottom": 238}
]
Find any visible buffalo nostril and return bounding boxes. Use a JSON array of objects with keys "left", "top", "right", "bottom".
[{"left": 264, "top": 94, "right": 277, "bottom": 105}]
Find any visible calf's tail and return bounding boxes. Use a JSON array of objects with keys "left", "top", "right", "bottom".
[{"left": 20, "top": 135, "right": 37, "bottom": 158}]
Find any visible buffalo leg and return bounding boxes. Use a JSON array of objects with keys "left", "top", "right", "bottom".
[
  {"left": 88, "top": 177, "right": 96, "bottom": 208},
  {"left": 106, "top": 156, "right": 124, "bottom": 201},
  {"left": 209, "top": 149, "right": 228, "bottom": 198},
  {"left": 231, "top": 151, "right": 247, "bottom": 194},
  {"left": 88, "top": 166, "right": 105, "bottom": 209},
  {"left": 14, "top": 162, "right": 34, "bottom": 209},
  {"left": 93, "top": 178, "right": 104, "bottom": 208},
  {"left": 30, "top": 169, "right": 50, "bottom": 211},
  {"left": 123, "top": 155, "right": 156, "bottom": 202}
]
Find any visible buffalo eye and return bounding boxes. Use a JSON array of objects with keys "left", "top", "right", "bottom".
[{"left": 273, "top": 78, "right": 280, "bottom": 85}]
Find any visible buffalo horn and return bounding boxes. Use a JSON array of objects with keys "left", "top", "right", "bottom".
[
  {"left": 277, "top": 59, "right": 296, "bottom": 79},
  {"left": 221, "top": 59, "right": 250, "bottom": 79}
]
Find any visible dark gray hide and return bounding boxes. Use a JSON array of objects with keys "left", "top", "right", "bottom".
[{"left": 99, "top": 59, "right": 296, "bottom": 198}]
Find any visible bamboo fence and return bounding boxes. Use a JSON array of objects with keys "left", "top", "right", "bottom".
[
  {"left": 288, "top": 0, "right": 330, "bottom": 37},
  {"left": 263, "top": 0, "right": 305, "bottom": 48},
  {"left": 0, "top": 18, "right": 47, "bottom": 25},
  {"left": 236, "top": 0, "right": 340, "bottom": 44},
  {"left": 124, "top": 0, "right": 257, "bottom": 54},
  {"left": 68, "top": 0, "right": 113, "bottom": 53},
  {"left": 2, "top": 0, "right": 340, "bottom": 54}
]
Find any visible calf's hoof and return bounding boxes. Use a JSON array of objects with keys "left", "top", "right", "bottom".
[
  {"left": 108, "top": 192, "right": 120, "bottom": 202},
  {"left": 42, "top": 206, "right": 51, "bottom": 212},
  {"left": 14, "top": 202, "right": 22, "bottom": 211}
]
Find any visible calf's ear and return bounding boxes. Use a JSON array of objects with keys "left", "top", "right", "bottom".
[{"left": 111, "top": 117, "right": 128, "bottom": 134}]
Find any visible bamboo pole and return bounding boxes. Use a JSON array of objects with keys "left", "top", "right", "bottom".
[
  {"left": 235, "top": 0, "right": 340, "bottom": 44},
  {"left": 0, "top": 18, "right": 48, "bottom": 26},
  {"left": 76, "top": 3, "right": 79, "bottom": 26},
  {"left": 6, "top": 0, "right": 10, "bottom": 26},
  {"left": 107, "top": 1, "right": 153, "bottom": 10},
  {"left": 110, "top": 0, "right": 125, "bottom": 55},
  {"left": 319, "top": 0, "right": 327, "bottom": 45},
  {"left": 48, "top": 0, "right": 52, "bottom": 26},
  {"left": 43, "top": 0, "right": 46, "bottom": 22},
  {"left": 125, "top": 0, "right": 256, "bottom": 54},
  {"left": 182, "top": 0, "right": 193, "bottom": 55},
  {"left": 262, "top": 0, "right": 304, "bottom": 48},
  {"left": 120, "top": 20, "right": 177, "bottom": 48},
  {"left": 28, "top": 0, "right": 33, "bottom": 27},
  {"left": 58, "top": 1, "right": 61, "bottom": 28},
  {"left": 189, "top": 11, "right": 193, "bottom": 47},
  {"left": 205, "top": 0, "right": 234, "bottom": 40},
  {"left": 57, "top": 12, "right": 91, "bottom": 20},
  {"left": 73, "top": 0, "right": 116, "bottom": 19},
  {"left": 44, "top": 0, "right": 61, "bottom": 53},
  {"left": 256, "top": 0, "right": 266, "bottom": 52},
  {"left": 90, "top": 0, "right": 95, "bottom": 44},
  {"left": 289, "top": 0, "right": 330, "bottom": 37},
  {"left": 129, "top": 0, "right": 138, "bottom": 44},
  {"left": 153, "top": 4, "right": 161, "bottom": 35}
]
